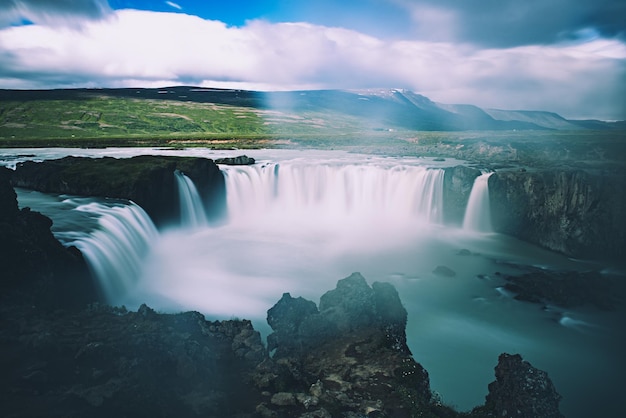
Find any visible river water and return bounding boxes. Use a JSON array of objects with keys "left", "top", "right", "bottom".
[{"left": 3, "top": 147, "right": 625, "bottom": 417}]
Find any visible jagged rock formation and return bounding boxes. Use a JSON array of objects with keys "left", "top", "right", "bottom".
[
  {"left": 255, "top": 273, "right": 451, "bottom": 417},
  {"left": 0, "top": 167, "right": 97, "bottom": 308},
  {"left": 478, "top": 353, "right": 564, "bottom": 418},
  {"left": 11, "top": 155, "right": 226, "bottom": 227},
  {"left": 489, "top": 168, "right": 626, "bottom": 260}
]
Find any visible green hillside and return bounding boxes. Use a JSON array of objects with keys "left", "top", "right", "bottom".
[{"left": 0, "top": 87, "right": 388, "bottom": 148}]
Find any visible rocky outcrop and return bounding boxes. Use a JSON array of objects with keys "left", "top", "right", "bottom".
[
  {"left": 215, "top": 155, "right": 256, "bottom": 165},
  {"left": 489, "top": 168, "right": 626, "bottom": 260},
  {"left": 0, "top": 303, "right": 266, "bottom": 418},
  {"left": 497, "top": 265, "right": 617, "bottom": 310},
  {"left": 475, "top": 353, "right": 564, "bottom": 418},
  {"left": 11, "top": 155, "right": 226, "bottom": 227},
  {"left": 255, "top": 273, "right": 450, "bottom": 417},
  {"left": 0, "top": 167, "right": 97, "bottom": 308}
]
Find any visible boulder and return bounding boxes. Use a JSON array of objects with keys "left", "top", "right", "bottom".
[
  {"left": 498, "top": 265, "right": 617, "bottom": 310},
  {"left": 257, "top": 273, "right": 437, "bottom": 417},
  {"left": 481, "top": 353, "right": 564, "bottom": 418},
  {"left": 267, "top": 273, "right": 410, "bottom": 358},
  {"left": 11, "top": 155, "right": 226, "bottom": 227}
]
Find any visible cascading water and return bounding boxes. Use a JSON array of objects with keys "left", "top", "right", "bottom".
[
  {"left": 71, "top": 202, "right": 159, "bottom": 302},
  {"left": 10, "top": 149, "right": 623, "bottom": 418},
  {"left": 223, "top": 162, "right": 445, "bottom": 230},
  {"left": 174, "top": 170, "right": 207, "bottom": 228},
  {"left": 463, "top": 172, "right": 494, "bottom": 233}
]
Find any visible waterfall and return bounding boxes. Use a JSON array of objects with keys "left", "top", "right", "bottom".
[
  {"left": 174, "top": 170, "right": 207, "bottom": 228},
  {"left": 463, "top": 172, "right": 494, "bottom": 232},
  {"left": 222, "top": 163, "right": 445, "bottom": 229},
  {"left": 71, "top": 202, "right": 159, "bottom": 301}
]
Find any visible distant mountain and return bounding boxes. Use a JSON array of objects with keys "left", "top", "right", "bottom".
[
  {"left": 0, "top": 86, "right": 621, "bottom": 132},
  {"left": 483, "top": 109, "right": 583, "bottom": 130}
]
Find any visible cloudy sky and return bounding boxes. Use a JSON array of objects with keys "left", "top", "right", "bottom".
[{"left": 0, "top": 0, "right": 624, "bottom": 119}]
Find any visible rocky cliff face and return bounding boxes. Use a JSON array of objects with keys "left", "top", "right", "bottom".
[
  {"left": 11, "top": 155, "right": 226, "bottom": 227},
  {"left": 489, "top": 168, "right": 626, "bottom": 260},
  {"left": 443, "top": 165, "right": 481, "bottom": 224},
  {"left": 0, "top": 167, "right": 97, "bottom": 308}
]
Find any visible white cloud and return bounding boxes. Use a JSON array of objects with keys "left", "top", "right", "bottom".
[
  {"left": 0, "top": 9, "right": 623, "bottom": 119},
  {"left": 165, "top": 1, "right": 182, "bottom": 11}
]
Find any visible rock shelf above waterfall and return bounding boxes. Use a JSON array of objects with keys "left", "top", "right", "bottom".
[{"left": 10, "top": 155, "right": 226, "bottom": 227}]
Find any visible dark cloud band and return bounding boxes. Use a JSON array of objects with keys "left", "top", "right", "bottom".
[
  {"left": 408, "top": 0, "right": 626, "bottom": 47},
  {"left": 0, "top": 0, "right": 111, "bottom": 25}
]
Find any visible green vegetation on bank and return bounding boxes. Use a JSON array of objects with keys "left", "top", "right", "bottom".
[
  {"left": 0, "top": 95, "right": 376, "bottom": 148},
  {"left": 1, "top": 91, "right": 624, "bottom": 170}
]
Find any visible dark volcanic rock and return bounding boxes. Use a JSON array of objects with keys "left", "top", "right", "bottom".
[
  {"left": 215, "top": 155, "right": 256, "bottom": 165},
  {"left": 267, "top": 273, "right": 411, "bottom": 358},
  {"left": 498, "top": 266, "right": 617, "bottom": 310},
  {"left": 489, "top": 168, "right": 626, "bottom": 260},
  {"left": 258, "top": 273, "right": 442, "bottom": 417},
  {"left": 11, "top": 155, "right": 226, "bottom": 227},
  {"left": 0, "top": 304, "right": 266, "bottom": 418},
  {"left": 479, "top": 353, "right": 564, "bottom": 418},
  {"left": 0, "top": 167, "right": 97, "bottom": 308}
]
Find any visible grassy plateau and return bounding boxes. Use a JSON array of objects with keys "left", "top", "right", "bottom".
[{"left": 0, "top": 87, "right": 624, "bottom": 169}]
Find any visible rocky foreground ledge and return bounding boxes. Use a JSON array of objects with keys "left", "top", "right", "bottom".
[{"left": 0, "top": 275, "right": 564, "bottom": 418}]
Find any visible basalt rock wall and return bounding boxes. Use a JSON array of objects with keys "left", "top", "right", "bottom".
[
  {"left": 11, "top": 155, "right": 226, "bottom": 228},
  {"left": 0, "top": 167, "right": 98, "bottom": 308},
  {"left": 489, "top": 168, "right": 626, "bottom": 260}
]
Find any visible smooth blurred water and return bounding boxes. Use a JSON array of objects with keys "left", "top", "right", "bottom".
[
  {"left": 9, "top": 148, "right": 626, "bottom": 418},
  {"left": 463, "top": 172, "right": 493, "bottom": 233}
]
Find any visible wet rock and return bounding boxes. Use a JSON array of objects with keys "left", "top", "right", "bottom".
[
  {"left": 500, "top": 266, "right": 617, "bottom": 310},
  {"left": 257, "top": 273, "right": 435, "bottom": 417},
  {"left": 215, "top": 155, "right": 256, "bottom": 165},
  {"left": 481, "top": 353, "right": 564, "bottom": 418},
  {"left": 433, "top": 265, "right": 457, "bottom": 277}
]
